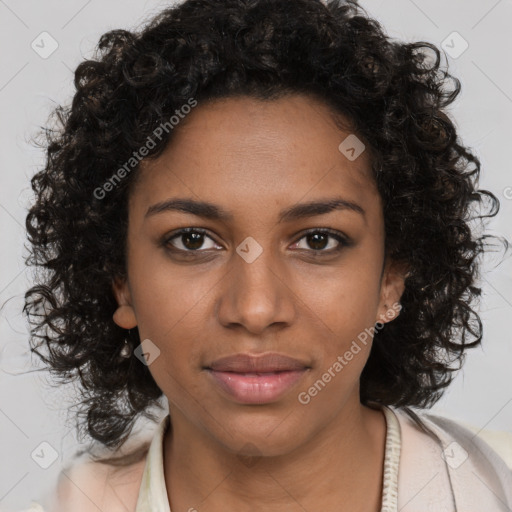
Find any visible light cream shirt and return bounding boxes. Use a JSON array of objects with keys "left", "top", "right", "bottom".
[
  {"left": 131, "top": 406, "right": 512, "bottom": 512},
  {"left": 21, "top": 405, "right": 512, "bottom": 511}
]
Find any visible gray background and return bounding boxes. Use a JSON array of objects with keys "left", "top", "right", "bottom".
[{"left": 1, "top": 0, "right": 511, "bottom": 510}]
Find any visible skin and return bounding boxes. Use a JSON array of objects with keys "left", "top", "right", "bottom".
[{"left": 112, "top": 94, "right": 407, "bottom": 512}]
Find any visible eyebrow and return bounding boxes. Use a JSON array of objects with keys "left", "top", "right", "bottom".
[{"left": 145, "top": 197, "right": 366, "bottom": 223}]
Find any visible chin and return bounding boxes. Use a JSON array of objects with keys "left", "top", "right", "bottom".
[{"left": 212, "top": 411, "right": 308, "bottom": 458}]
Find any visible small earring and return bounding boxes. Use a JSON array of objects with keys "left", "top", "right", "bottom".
[{"left": 119, "top": 330, "right": 133, "bottom": 359}]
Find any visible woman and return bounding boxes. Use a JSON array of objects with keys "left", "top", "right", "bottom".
[{"left": 22, "top": 0, "right": 512, "bottom": 510}]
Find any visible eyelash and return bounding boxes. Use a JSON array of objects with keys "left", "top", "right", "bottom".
[{"left": 162, "top": 227, "right": 351, "bottom": 256}]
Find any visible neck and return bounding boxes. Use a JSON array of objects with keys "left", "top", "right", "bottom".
[{"left": 163, "top": 399, "right": 387, "bottom": 512}]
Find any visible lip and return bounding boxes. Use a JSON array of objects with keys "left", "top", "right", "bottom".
[
  {"left": 205, "top": 352, "right": 310, "bottom": 404},
  {"left": 208, "top": 352, "right": 309, "bottom": 372}
]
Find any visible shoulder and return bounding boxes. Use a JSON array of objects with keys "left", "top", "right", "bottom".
[
  {"left": 46, "top": 447, "right": 149, "bottom": 512},
  {"left": 434, "top": 413, "right": 512, "bottom": 470},
  {"left": 393, "top": 406, "right": 512, "bottom": 466},
  {"left": 392, "top": 406, "right": 512, "bottom": 508},
  {"left": 419, "top": 409, "right": 512, "bottom": 470}
]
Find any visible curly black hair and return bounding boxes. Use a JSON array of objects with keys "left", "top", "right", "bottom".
[{"left": 23, "top": 0, "right": 509, "bottom": 461}]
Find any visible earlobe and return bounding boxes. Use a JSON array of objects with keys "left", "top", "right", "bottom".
[
  {"left": 111, "top": 276, "right": 137, "bottom": 329},
  {"left": 113, "top": 305, "right": 137, "bottom": 329}
]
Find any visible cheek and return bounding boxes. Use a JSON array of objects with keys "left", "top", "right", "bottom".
[
  {"left": 128, "top": 244, "right": 214, "bottom": 337},
  {"left": 130, "top": 280, "right": 208, "bottom": 406},
  {"left": 301, "top": 273, "right": 380, "bottom": 399},
  {"left": 296, "top": 260, "right": 382, "bottom": 341}
]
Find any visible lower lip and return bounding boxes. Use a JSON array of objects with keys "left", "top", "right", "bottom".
[{"left": 206, "top": 369, "right": 307, "bottom": 404}]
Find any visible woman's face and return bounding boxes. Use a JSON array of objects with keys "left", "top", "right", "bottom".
[{"left": 113, "top": 93, "right": 405, "bottom": 456}]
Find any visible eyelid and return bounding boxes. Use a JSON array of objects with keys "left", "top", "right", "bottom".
[
  {"left": 290, "top": 228, "right": 351, "bottom": 254},
  {"left": 294, "top": 227, "right": 350, "bottom": 244},
  {"left": 163, "top": 227, "right": 220, "bottom": 250}
]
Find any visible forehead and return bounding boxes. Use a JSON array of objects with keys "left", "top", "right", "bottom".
[{"left": 131, "top": 94, "right": 380, "bottom": 222}]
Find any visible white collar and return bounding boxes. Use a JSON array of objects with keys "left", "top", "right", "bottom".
[{"left": 134, "top": 414, "right": 171, "bottom": 512}]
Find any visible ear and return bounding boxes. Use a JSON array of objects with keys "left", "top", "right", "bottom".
[
  {"left": 112, "top": 276, "right": 137, "bottom": 329},
  {"left": 375, "top": 257, "right": 409, "bottom": 325}
]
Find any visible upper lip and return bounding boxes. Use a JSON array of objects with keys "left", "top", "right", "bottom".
[{"left": 207, "top": 352, "right": 309, "bottom": 373}]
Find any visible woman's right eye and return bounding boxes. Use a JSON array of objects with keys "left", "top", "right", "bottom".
[{"left": 164, "top": 228, "right": 221, "bottom": 252}]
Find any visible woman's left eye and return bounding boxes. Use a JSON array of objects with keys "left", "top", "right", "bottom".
[{"left": 291, "top": 230, "right": 348, "bottom": 253}]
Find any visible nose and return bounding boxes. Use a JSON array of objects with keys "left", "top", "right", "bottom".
[{"left": 216, "top": 242, "right": 296, "bottom": 335}]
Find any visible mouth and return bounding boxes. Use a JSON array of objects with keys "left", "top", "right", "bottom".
[
  {"left": 204, "top": 352, "right": 310, "bottom": 404},
  {"left": 205, "top": 369, "right": 308, "bottom": 404}
]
